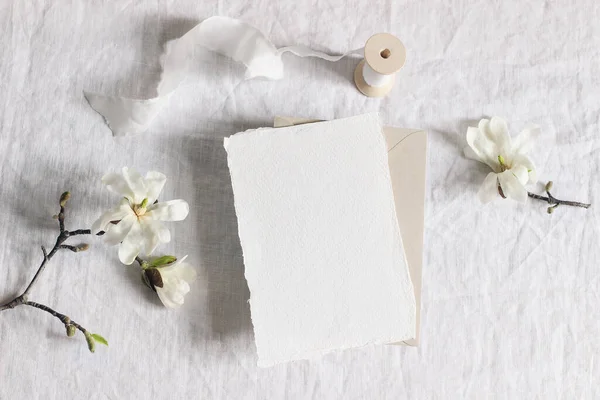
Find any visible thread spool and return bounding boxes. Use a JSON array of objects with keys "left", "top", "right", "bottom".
[{"left": 354, "top": 33, "right": 406, "bottom": 97}]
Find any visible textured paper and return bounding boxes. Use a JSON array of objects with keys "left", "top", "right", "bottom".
[
  {"left": 274, "top": 116, "right": 427, "bottom": 346},
  {"left": 224, "top": 113, "right": 416, "bottom": 366}
]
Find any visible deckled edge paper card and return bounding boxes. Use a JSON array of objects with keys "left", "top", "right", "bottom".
[
  {"left": 224, "top": 113, "right": 416, "bottom": 367},
  {"left": 274, "top": 116, "right": 427, "bottom": 347}
]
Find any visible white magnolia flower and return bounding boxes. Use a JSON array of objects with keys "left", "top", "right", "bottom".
[
  {"left": 143, "top": 256, "right": 196, "bottom": 308},
  {"left": 92, "top": 167, "right": 189, "bottom": 265},
  {"left": 465, "top": 116, "right": 539, "bottom": 203}
]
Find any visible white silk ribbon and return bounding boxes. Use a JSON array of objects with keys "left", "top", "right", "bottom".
[{"left": 84, "top": 16, "right": 361, "bottom": 136}]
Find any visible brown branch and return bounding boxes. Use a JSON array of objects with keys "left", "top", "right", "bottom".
[
  {"left": 0, "top": 191, "right": 100, "bottom": 351},
  {"left": 527, "top": 192, "right": 591, "bottom": 209},
  {"left": 70, "top": 229, "right": 92, "bottom": 236},
  {"left": 20, "top": 246, "right": 51, "bottom": 300},
  {"left": 25, "top": 301, "right": 88, "bottom": 335},
  {"left": 527, "top": 182, "right": 590, "bottom": 212}
]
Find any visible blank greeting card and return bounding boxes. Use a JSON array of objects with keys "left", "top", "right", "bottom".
[{"left": 224, "top": 113, "right": 416, "bottom": 367}]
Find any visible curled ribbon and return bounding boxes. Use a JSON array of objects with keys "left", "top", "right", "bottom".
[{"left": 85, "top": 16, "right": 361, "bottom": 136}]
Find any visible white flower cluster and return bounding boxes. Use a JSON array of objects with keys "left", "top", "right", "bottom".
[{"left": 93, "top": 168, "right": 195, "bottom": 308}]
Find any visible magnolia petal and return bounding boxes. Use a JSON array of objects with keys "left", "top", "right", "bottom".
[
  {"left": 154, "top": 256, "right": 195, "bottom": 308},
  {"left": 91, "top": 199, "right": 133, "bottom": 233},
  {"left": 156, "top": 286, "right": 185, "bottom": 308},
  {"left": 489, "top": 116, "right": 512, "bottom": 155},
  {"left": 156, "top": 279, "right": 191, "bottom": 308},
  {"left": 463, "top": 145, "right": 480, "bottom": 161},
  {"left": 498, "top": 170, "right": 528, "bottom": 203},
  {"left": 511, "top": 165, "right": 529, "bottom": 186},
  {"left": 139, "top": 220, "right": 165, "bottom": 255},
  {"left": 466, "top": 126, "right": 500, "bottom": 171},
  {"left": 488, "top": 116, "right": 508, "bottom": 137},
  {"left": 102, "top": 172, "right": 136, "bottom": 202},
  {"left": 103, "top": 214, "right": 137, "bottom": 246},
  {"left": 512, "top": 124, "right": 539, "bottom": 155},
  {"left": 477, "top": 118, "right": 491, "bottom": 136},
  {"left": 512, "top": 154, "right": 537, "bottom": 184},
  {"left": 153, "top": 222, "right": 171, "bottom": 245},
  {"left": 478, "top": 119, "right": 499, "bottom": 150},
  {"left": 121, "top": 167, "right": 147, "bottom": 204},
  {"left": 528, "top": 169, "right": 538, "bottom": 185},
  {"left": 146, "top": 199, "right": 189, "bottom": 221},
  {"left": 156, "top": 289, "right": 180, "bottom": 308},
  {"left": 176, "top": 263, "right": 197, "bottom": 283},
  {"left": 118, "top": 221, "right": 144, "bottom": 265},
  {"left": 91, "top": 210, "right": 113, "bottom": 234},
  {"left": 478, "top": 172, "right": 499, "bottom": 204},
  {"left": 145, "top": 171, "right": 167, "bottom": 204}
]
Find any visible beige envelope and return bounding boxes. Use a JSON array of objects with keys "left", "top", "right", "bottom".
[{"left": 274, "top": 116, "right": 427, "bottom": 346}]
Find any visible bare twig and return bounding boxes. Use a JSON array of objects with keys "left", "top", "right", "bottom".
[
  {"left": 528, "top": 192, "right": 591, "bottom": 208},
  {"left": 21, "top": 246, "right": 51, "bottom": 300},
  {"left": 0, "top": 192, "right": 99, "bottom": 351},
  {"left": 528, "top": 181, "right": 591, "bottom": 212},
  {"left": 70, "top": 229, "right": 92, "bottom": 236},
  {"left": 25, "top": 301, "right": 87, "bottom": 335}
]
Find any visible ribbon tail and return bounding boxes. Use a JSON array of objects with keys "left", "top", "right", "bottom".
[
  {"left": 84, "top": 16, "right": 357, "bottom": 136},
  {"left": 277, "top": 46, "right": 363, "bottom": 61},
  {"left": 84, "top": 92, "right": 168, "bottom": 136}
]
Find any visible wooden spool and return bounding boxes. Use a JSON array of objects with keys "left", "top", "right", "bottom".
[{"left": 354, "top": 33, "right": 406, "bottom": 97}]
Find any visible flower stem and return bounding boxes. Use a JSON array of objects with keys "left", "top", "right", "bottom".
[
  {"left": 25, "top": 301, "right": 88, "bottom": 335},
  {"left": 527, "top": 192, "right": 590, "bottom": 208},
  {"left": 528, "top": 182, "right": 591, "bottom": 210},
  {"left": 135, "top": 256, "right": 146, "bottom": 268}
]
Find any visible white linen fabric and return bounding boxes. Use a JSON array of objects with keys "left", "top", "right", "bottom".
[{"left": 0, "top": 1, "right": 599, "bottom": 399}]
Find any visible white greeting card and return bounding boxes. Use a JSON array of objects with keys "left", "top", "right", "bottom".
[{"left": 224, "top": 113, "right": 416, "bottom": 366}]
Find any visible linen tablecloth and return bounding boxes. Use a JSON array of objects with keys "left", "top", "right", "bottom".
[{"left": 0, "top": 1, "right": 598, "bottom": 398}]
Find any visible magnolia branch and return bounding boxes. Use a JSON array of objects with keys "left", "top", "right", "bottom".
[
  {"left": 528, "top": 181, "right": 591, "bottom": 213},
  {"left": 0, "top": 192, "right": 105, "bottom": 352}
]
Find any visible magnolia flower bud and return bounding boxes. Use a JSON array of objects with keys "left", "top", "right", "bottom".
[
  {"left": 545, "top": 181, "right": 553, "bottom": 191},
  {"left": 66, "top": 325, "right": 76, "bottom": 337},
  {"left": 59, "top": 191, "right": 71, "bottom": 207},
  {"left": 547, "top": 206, "right": 554, "bottom": 214},
  {"left": 85, "top": 332, "right": 95, "bottom": 353},
  {"left": 151, "top": 255, "right": 196, "bottom": 308},
  {"left": 76, "top": 243, "right": 90, "bottom": 252}
]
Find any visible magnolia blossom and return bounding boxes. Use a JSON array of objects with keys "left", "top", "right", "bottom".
[
  {"left": 143, "top": 256, "right": 196, "bottom": 308},
  {"left": 92, "top": 167, "right": 189, "bottom": 265},
  {"left": 465, "top": 117, "right": 539, "bottom": 203}
]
